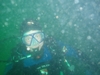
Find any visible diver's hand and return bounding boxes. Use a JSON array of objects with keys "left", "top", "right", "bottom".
[{"left": 68, "top": 65, "right": 75, "bottom": 71}]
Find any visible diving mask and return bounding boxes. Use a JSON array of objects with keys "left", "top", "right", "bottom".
[{"left": 22, "top": 30, "right": 44, "bottom": 46}]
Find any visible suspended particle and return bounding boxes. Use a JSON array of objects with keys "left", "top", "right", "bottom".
[
  {"left": 87, "top": 36, "right": 92, "bottom": 40},
  {"left": 74, "top": 0, "right": 79, "bottom": 4},
  {"left": 44, "top": 25, "right": 47, "bottom": 28},
  {"left": 98, "top": 25, "right": 100, "bottom": 28},
  {"left": 61, "top": 30, "right": 65, "bottom": 34},
  {"left": 79, "top": 7, "right": 83, "bottom": 11},
  {"left": 56, "top": 16, "right": 59, "bottom": 19},
  {"left": 11, "top": 0, "right": 15, "bottom": 5},
  {"left": 37, "top": 17, "right": 40, "bottom": 20},
  {"left": 5, "top": 22, "right": 8, "bottom": 26},
  {"left": 27, "top": 47, "right": 30, "bottom": 51}
]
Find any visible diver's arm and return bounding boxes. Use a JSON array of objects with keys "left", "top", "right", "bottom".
[{"left": 5, "top": 44, "right": 24, "bottom": 75}]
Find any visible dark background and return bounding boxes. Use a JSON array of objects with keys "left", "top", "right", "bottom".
[{"left": 0, "top": 0, "right": 100, "bottom": 75}]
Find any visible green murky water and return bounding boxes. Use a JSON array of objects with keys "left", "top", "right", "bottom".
[{"left": 0, "top": 0, "right": 100, "bottom": 75}]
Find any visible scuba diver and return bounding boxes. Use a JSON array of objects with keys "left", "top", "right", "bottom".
[
  {"left": 4, "top": 19, "right": 99, "bottom": 75},
  {"left": 5, "top": 19, "right": 73, "bottom": 75}
]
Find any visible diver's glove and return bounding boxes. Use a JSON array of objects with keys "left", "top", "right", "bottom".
[
  {"left": 64, "top": 59, "right": 75, "bottom": 72},
  {"left": 68, "top": 65, "right": 75, "bottom": 71}
]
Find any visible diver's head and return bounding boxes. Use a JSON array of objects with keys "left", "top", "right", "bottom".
[{"left": 20, "top": 19, "right": 44, "bottom": 51}]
